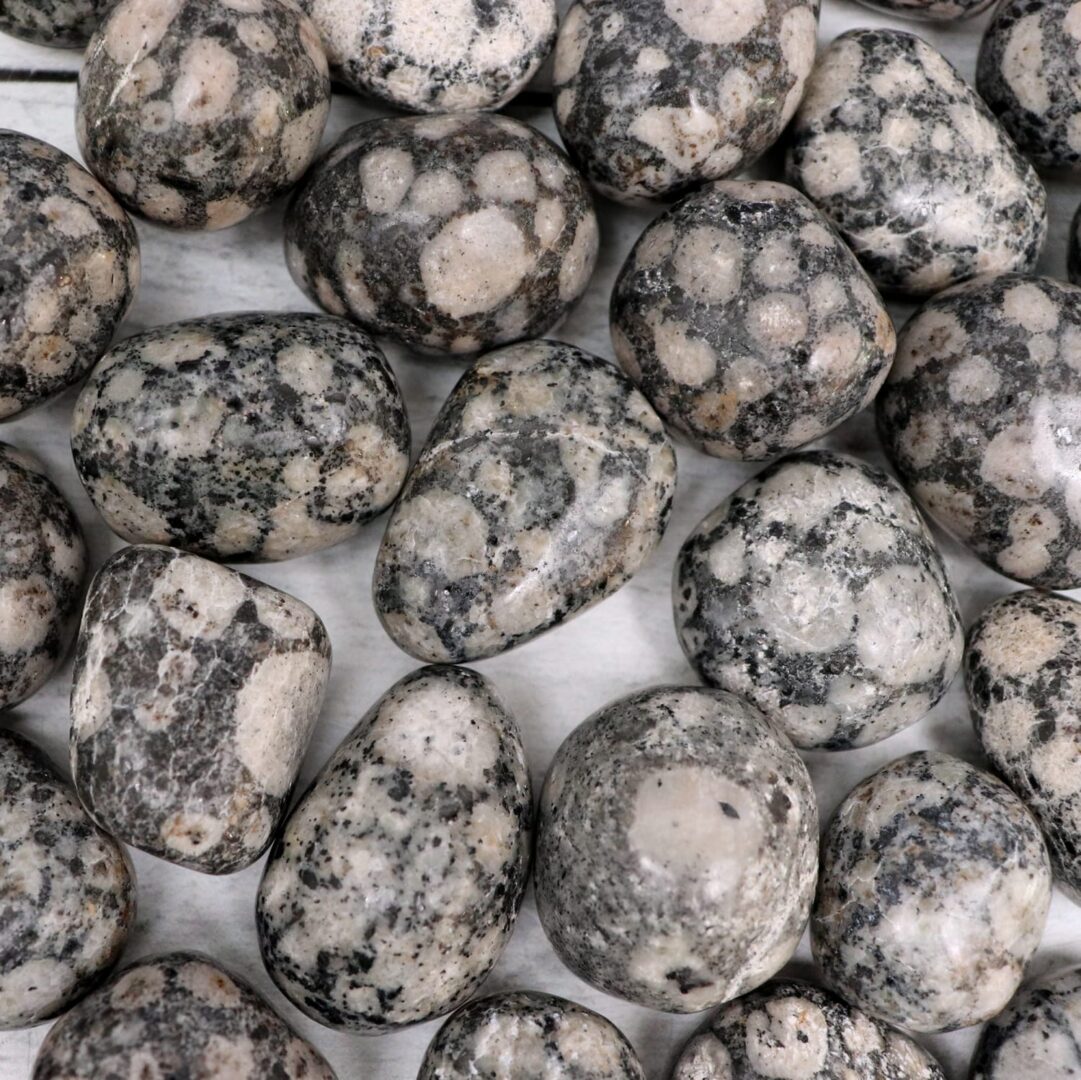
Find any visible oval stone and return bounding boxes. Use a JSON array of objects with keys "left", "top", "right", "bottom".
[
  {"left": 256, "top": 665, "right": 532, "bottom": 1033},
  {"left": 853, "top": 0, "right": 994, "bottom": 21},
  {"left": 374, "top": 340, "right": 676, "bottom": 662},
  {"left": 0, "top": 0, "right": 109, "bottom": 45},
  {"left": 71, "top": 312, "right": 410, "bottom": 562}
]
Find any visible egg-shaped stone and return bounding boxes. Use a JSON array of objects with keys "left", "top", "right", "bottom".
[
  {"left": 878, "top": 273, "right": 1081, "bottom": 589},
  {"left": 674, "top": 451, "right": 962, "bottom": 751},
  {"left": 70, "top": 545, "right": 331, "bottom": 875},
  {"left": 32, "top": 951, "right": 336, "bottom": 1079},
  {"left": 535, "top": 686, "right": 818, "bottom": 1014},
  {"left": 813, "top": 751, "right": 1051, "bottom": 1034},
  {"left": 285, "top": 114, "right": 598, "bottom": 355},
  {"left": 610, "top": 180, "right": 895, "bottom": 460},
  {"left": 76, "top": 0, "right": 331, "bottom": 230},
  {"left": 374, "top": 340, "right": 676, "bottom": 662},
  {"left": 0, "top": 731, "right": 135, "bottom": 1030},
  {"left": 853, "top": 0, "right": 993, "bottom": 22},
  {"left": 70, "top": 312, "right": 410, "bottom": 562},
  {"left": 787, "top": 29, "right": 1047, "bottom": 297},
  {"left": 256, "top": 665, "right": 532, "bottom": 1033},
  {"left": 0, "top": 0, "right": 108, "bottom": 45}
]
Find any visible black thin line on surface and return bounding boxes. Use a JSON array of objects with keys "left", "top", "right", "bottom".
[{"left": 0, "top": 68, "right": 78, "bottom": 82}]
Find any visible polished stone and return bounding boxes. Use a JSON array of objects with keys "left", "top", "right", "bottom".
[{"left": 0, "top": 0, "right": 108, "bottom": 45}]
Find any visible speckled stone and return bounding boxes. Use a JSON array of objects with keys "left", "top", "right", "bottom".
[
  {"left": 610, "top": 180, "right": 895, "bottom": 460},
  {"left": 419, "top": 991, "right": 646, "bottom": 1080},
  {"left": 70, "top": 544, "right": 331, "bottom": 875},
  {"left": 787, "top": 29, "right": 1047, "bottom": 297},
  {"left": 374, "top": 340, "right": 676, "bottom": 662},
  {"left": 70, "top": 312, "right": 410, "bottom": 562},
  {"left": 535, "top": 686, "right": 818, "bottom": 1014},
  {"left": 853, "top": 0, "right": 993, "bottom": 22},
  {"left": 813, "top": 751, "right": 1052, "bottom": 1034},
  {"left": 671, "top": 980, "right": 947, "bottom": 1080},
  {"left": 552, "top": 0, "right": 818, "bottom": 204},
  {"left": 1, "top": 131, "right": 138, "bottom": 421},
  {"left": 0, "top": 731, "right": 135, "bottom": 1030},
  {"left": 256, "top": 665, "right": 531, "bottom": 1033},
  {"left": 76, "top": 0, "right": 331, "bottom": 230},
  {"left": 0, "top": 0, "right": 108, "bottom": 45},
  {"left": 877, "top": 273, "right": 1081, "bottom": 589},
  {"left": 674, "top": 451, "right": 962, "bottom": 751},
  {"left": 32, "top": 951, "right": 336, "bottom": 1079},
  {"left": 285, "top": 114, "right": 598, "bottom": 355}
]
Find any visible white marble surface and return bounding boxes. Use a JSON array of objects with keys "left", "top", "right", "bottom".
[{"left": 2, "top": 5, "right": 1080, "bottom": 1078}]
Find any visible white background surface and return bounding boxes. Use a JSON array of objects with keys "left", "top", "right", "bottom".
[{"left": 2, "top": 3, "right": 1081, "bottom": 1077}]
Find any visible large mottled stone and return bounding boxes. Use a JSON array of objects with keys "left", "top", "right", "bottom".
[{"left": 0, "top": 0, "right": 108, "bottom": 45}]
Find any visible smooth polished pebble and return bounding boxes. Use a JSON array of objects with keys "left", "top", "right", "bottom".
[
  {"left": 813, "top": 751, "right": 1052, "bottom": 1034},
  {"left": 374, "top": 340, "right": 676, "bottom": 662},
  {"left": 853, "top": 0, "right": 994, "bottom": 22},
  {"left": 0, "top": 0, "right": 108, "bottom": 45}
]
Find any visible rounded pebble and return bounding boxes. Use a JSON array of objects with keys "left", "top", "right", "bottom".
[
  {"left": 0, "top": 0, "right": 109, "bottom": 45},
  {"left": 853, "top": 0, "right": 994, "bottom": 22}
]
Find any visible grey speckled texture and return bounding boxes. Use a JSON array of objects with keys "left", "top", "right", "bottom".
[
  {"left": 854, "top": 0, "right": 994, "bottom": 22},
  {"left": 535, "top": 686, "right": 818, "bottom": 1014},
  {"left": 32, "top": 951, "right": 336, "bottom": 1079},
  {"left": 70, "top": 312, "right": 410, "bottom": 562},
  {"left": 0, "top": 731, "right": 135, "bottom": 1031},
  {"left": 76, "top": 0, "right": 330, "bottom": 230},
  {"left": 552, "top": 0, "right": 817, "bottom": 204},
  {"left": 0, "top": 0, "right": 108, "bottom": 45},
  {"left": 256, "top": 665, "right": 532, "bottom": 1033},
  {"left": 374, "top": 340, "right": 676, "bottom": 663},
  {"left": 812, "top": 751, "right": 1051, "bottom": 1034},
  {"left": 1, "top": 130, "right": 138, "bottom": 421},
  {"left": 610, "top": 180, "right": 895, "bottom": 460},
  {"left": 674, "top": 451, "right": 962, "bottom": 751},
  {"left": 877, "top": 273, "right": 1081, "bottom": 589},
  {"left": 70, "top": 544, "right": 331, "bottom": 875},
  {"left": 286, "top": 114, "right": 598, "bottom": 356},
  {"left": 787, "top": 29, "right": 1047, "bottom": 298}
]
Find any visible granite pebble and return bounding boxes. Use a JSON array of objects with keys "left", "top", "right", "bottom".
[
  {"left": 853, "top": 0, "right": 994, "bottom": 22},
  {"left": 0, "top": 0, "right": 108, "bottom": 45}
]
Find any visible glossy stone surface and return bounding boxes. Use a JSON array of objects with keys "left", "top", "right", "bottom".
[
  {"left": 853, "top": 0, "right": 994, "bottom": 22},
  {"left": 674, "top": 451, "right": 962, "bottom": 751},
  {"left": 787, "top": 29, "right": 1047, "bottom": 297},
  {"left": 535, "top": 686, "right": 818, "bottom": 1014},
  {"left": 257, "top": 665, "right": 532, "bottom": 1033},
  {"left": 813, "top": 751, "right": 1051, "bottom": 1033},
  {"left": 1, "top": 131, "right": 138, "bottom": 421},
  {"left": 286, "top": 114, "right": 598, "bottom": 355},
  {"left": 552, "top": 0, "right": 817, "bottom": 203},
  {"left": 0, "top": 0, "right": 108, "bottom": 46},
  {"left": 32, "top": 952, "right": 336, "bottom": 1079},
  {"left": 878, "top": 273, "right": 1081, "bottom": 589},
  {"left": 71, "top": 312, "right": 410, "bottom": 562},
  {"left": 0, "top": 731, "right": 135, "bottom": 1030},
  {"left": 76, "top": 0, "right": 330, "bottom": 230},
  {"left": 71, "top": 545, "right": 331, "bottom": 875},
  {"left": 610, "top": 180, "right": 895, "bottom": 460},
  {"left": 374, "top": 340, "right": 676, "bottom": 662}
]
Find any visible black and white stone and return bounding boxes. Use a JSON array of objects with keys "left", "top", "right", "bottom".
[
  {"left": 31, "top": 951, "right": 336, "bottom": 1079},
  {"left": 70, "top": 544, "right": 331, "bottom": 875},
  {"left": 70, "top": 312, "right": 410, "bottom": 562},
  {"left": 0, "top": 731, "right": 135, "bottom": 1031},
  {"left": 76, "top": 0, "right": 331, "bottom": 230},
  {"left": 1, "top": 131, "right": 138, "bottom": 421},
  {"left": 853, "top": 0, "right": 994, "bottom": 22},
  {"left": 610, "top": 180, "right": 896, "bottom": 460},
  {"left": 0, "top": 0, "right": 108, "bottom": 46},
  {"left": 674, "top": 451, "right": 962, "bottom": 751},
  {"left": 813, "top": 751, "right": 1052, "bottom": 1034},
  {"left": 878, "top": 273, "right": 1081, "bottom": 589},
  {"left": 787, "top": 29, "right": 1047, "bottom": 297},
  {"left": 286, "top": 114, "right": 598, "bottom": 355},
  {"left": 552, "top": 0, "right": 818, "bottom": 204},
  {"left": 419, "top": 991, "right": 646, "bottom": 1080},
  {"left": 256, "top": 665, "right": 532, "bottom": 1033},
  {"left": 374, "top": 340, "right": 676, "bottom": 662},
  {"left": 535, "top": 686, "right": 818, "bottom": 1014}
]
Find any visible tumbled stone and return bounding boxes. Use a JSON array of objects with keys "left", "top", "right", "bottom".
[
  {"left": 70, "top": 312, "right": 410, "bottom": 562},
  {"left": 0, "top": 732, "right": 135, "bottom": 1030},
  {"left": 70, "top": 545, "right": 331, "bottom": 875},
  {"left": 76, "top": 0, "right": 331, "bottom": 229},
  {"left": 374, "top": 340, "right": 676, "bottom": 662},
  {"left": 32, "top": 951, "right": 336, "bottom": 1079},
  {"left": 535, "top": 686, "right": 818, "bottom": 1014},
  {"left": 257, "top": 665, "right": 531, "bottom": 1033},
  {"left": 286, "top": 114, "right": 598, "bottom": 355},
  {"left": 0, "top": 0, "right": 108, "bottom": 45},
  {"left": 853, "top": 0, "right": 994, "bottom": 21},
  {"left": 787, "top": 29, "right": 1047, "bottom": 297},
  {"left": 610, "top": 180, "right": 895, "bottom": 460},
  {"left": 813, "top": 751, "right": 1051, "bottom": 1033}
]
